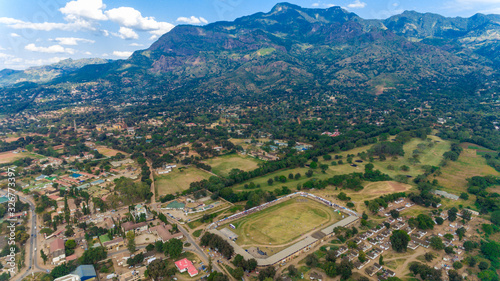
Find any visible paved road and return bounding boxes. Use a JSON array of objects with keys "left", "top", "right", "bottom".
[
  {"left": 163, "top": 212, "right": 223, "bottom": 273},
  {"left": 0, "top": 190, "right": 43, "bottom": 281}
]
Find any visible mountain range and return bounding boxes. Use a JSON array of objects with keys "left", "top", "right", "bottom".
[
  {"left": 2, "top": 3, "right": 500, "bottom": 102},
  {"left": 0, "top": 58, "right": 111, "bottom": 87}
]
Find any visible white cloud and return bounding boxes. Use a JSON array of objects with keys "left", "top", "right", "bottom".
[
  {"left": 84, "top": 51, "right": 92, "bottom": 55},
  {"left": 311, "top": 2, "right": 336, "bottom": 8},
  {"left": 176, "top": 16, "right": 208, "bottom": 25},
  {"left": 117, "top": 27, "right": 139, "bottom": 40},
  {"left": 105, "top": 7, "right": 174, "bottom": 37},
  {"left": 129, "top": 43, "right": 144, "bottom": 47},
  {"left": 25, "top": 43, "right": 75, "bottom": 54},
  {"left": 0, "top": 53, "right": 14, "bottom": 59},
  {"left": 0, "top": 17, "right": 93, "bottom": 31},
  {"left": 112, "top": 51, "right": 132, "bottom": 58},
  {"left": 347, "top": 0, "right": 366, "bottom": 8},
  {"left": 25, "top": 57, "right": 67, "bottom": 66},
  {"left": 10, "top": 33, "right": 20, "bottom": 37},
  {"left": 54, "top": 37, "right": 95, "bottom": 45},
  {"left": 59, "top": 0, "right": 107, "bottom": 21},
  {"left": 0, "top": 55, "right": 68, "bottom": 70}
]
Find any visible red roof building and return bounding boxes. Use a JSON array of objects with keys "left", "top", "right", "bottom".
[{"left": 174, "top": 258, "right": 198, "bottom": 277}]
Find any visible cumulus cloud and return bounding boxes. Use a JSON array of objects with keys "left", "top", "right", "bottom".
[
  {"left": 59, "top": 0, "right": 107, "bottom": 21},
  {"left": 10, "top": 33, "right": 21, "bottom": 37},
  {"left": 25, "top": 43, "right": 75, "bottom": 54},
  {"left": 112, "top": 51, "right": 132, "bottom": 57},
  {"left": 176, "top": 16, "right": 208, "bottom": 25},
  {"left": 106, "top": 7, "right": 174, "bottom": 38},
  {"left": 347, "top": 0, "right": 367, "bottom": 8},
  {"left": 54, "top": 37, "right": 95, "bottom": 45},
  {"left": 117, "top": 27, "right": 139, "bottom": 39},
  {"left": 129, "top": 43, "right": 144, "bottom": 47}
]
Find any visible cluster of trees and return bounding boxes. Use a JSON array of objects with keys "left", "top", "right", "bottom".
[
  {"left": 442, "top": 143, "right": 463, "bottom": 161},
  {"left": 409, "top": 262, "right": 442, "bottom": 281},
  {"left": 200, "top": 233, "right": 234, "bottom": 259},
  {"left": 145, "top": 259, "right": 177, "bottom": 281},
  {"left": 230, "top": 254, "right": 257, "bottom": 279},
  {"left": 408, "top": 214, "right": 435, "bottom": 230},
  {"left": 370, "top": 141, "right": 405, "bottom": 156},
  {"left": 144, "top": 236, "right": 183, "bottom": 259},
  {"left": 408, "top": 181, "right": 441, "bottom": 208},
  {"left": 364, "top": 192, "right": 407, "bottom": 213},
  {"left": 111, "top": 177, "right": 153, "bottom": 205},
  {"left": 303, "top": 251, "right": 355, "bottom": 280}
]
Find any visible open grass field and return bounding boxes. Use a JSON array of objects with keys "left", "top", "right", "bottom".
[
  {"left": 203, "top": 154, "right": 262, "bottom": 176},
  {"left": 0, "top": 151, "right": 43, "bottom": 164},
  {"left": 320, "top": 135, "right": 451, "bottom": 178},
  {"left": 433, "top": 145, "right": 499, "bottom": 207},
  {"left": 223, "top": 198, "right": 341, "bottom": 246},
  {"left": 155, "top": 167, "right": 212, "bottom": 195},
  {"left": 96, "top": 146, "right": 127, "bottom": 157},
  {"left": 232, "top": 136, "right": 450, "bottom": 194}
]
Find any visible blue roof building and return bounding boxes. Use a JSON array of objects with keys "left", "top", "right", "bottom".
[{"left": 72, "top": 265, "right": 97, "bottom": 281}]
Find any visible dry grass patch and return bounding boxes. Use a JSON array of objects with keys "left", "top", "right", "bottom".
[{"left": 96, "top": 146, "right": 127, "bottom": 157}]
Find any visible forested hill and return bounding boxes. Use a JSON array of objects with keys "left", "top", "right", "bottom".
[{"left": 2, "top": 3, "right": 500, "bottom": 113}]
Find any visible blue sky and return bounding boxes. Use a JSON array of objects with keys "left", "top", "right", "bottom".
[{"left": 0, "top": 0, "right": 499, "bottom": 70}]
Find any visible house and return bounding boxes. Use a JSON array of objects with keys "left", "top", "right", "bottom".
[
  {"left": 50, "top": 238, "right": 66, "bottom": 264},
  {"left": 175, "top": 258, "right": 198, "bottom": 277},
  {"left": 122, "top": 221, "right": 148, "bottom": 233},
  {"left": 335, "top": 246, "right": 348, "bottom": 257},
  {"left": 133, "top": 204, "right": 148, "bottom": 219},
  {"left": 408, "top": 241, "right": 419, "bottom": 250},
  {"left": 309, "top": 272, "right": 323, "bottom": 281},
  {"left": 150, "top": 224, "right": 183, "bottom": 242},
  {"left": 103, "top": 237, "right": 124, "bottom": 250},
  {"left": 366, "top": 263, "right": 383, "bottom": 276},
  {"left": 68, "top": 199, "right": 77, "bottom": 214},
  {"left": 412, "top": 237, "right": 430, "bottom": 248}
]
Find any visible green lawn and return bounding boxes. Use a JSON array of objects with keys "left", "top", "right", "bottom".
[
  {"left": 203, "top": 154, "right": 262, "bottom": 177},
  {"left": 155, "top": 166, "right": 213, "bottom": 196}
]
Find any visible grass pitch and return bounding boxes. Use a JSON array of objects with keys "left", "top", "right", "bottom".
[
  {"left": 225, "top": 198, "right": 341, "bottom": 246},
  {"left": 203, "top": 154, "right": 262, "bottom": 176}
]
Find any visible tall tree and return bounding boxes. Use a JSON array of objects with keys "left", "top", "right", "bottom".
[{"left": 390, "top": 230, "right": 410, "bottom": 252}]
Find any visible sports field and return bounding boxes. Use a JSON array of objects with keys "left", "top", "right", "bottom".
[
  {"left": 155, "top": 166, "right": 212, "bottom": 195},
  {"left": 96, "top": 146, "right": 127, "bottom": 157},
  {"left": 224, "top": 198, "right": 341, "bottom": 246},
  {"left": 203, "top": 154, "right": 262, "bottom": 176}
]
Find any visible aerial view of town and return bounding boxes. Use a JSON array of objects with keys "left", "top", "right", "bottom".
[{"left": 0, "top": 1, "right": 499, "bottom": 281}]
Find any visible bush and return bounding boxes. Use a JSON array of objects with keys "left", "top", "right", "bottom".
[{"left": 452, "top": 261, "right": 463, "bottom": 270}]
